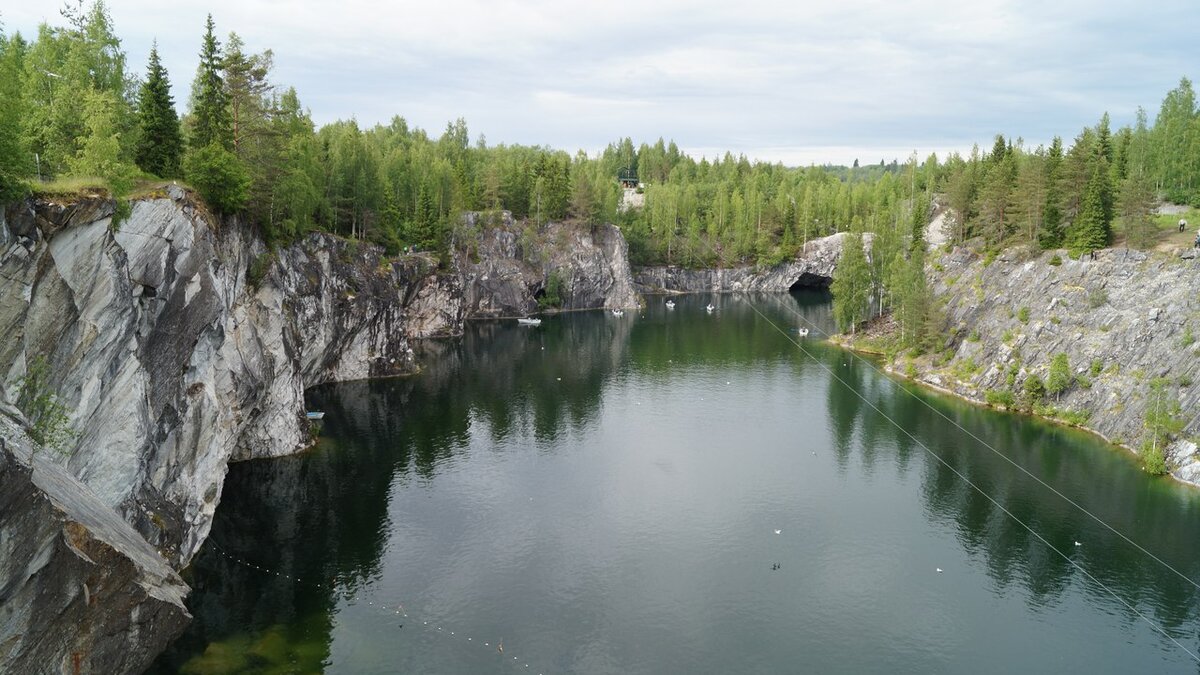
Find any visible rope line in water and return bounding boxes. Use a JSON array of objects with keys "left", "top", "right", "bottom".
[
  {"left": 690, "top": 235, "right": 1198, "bottom": 661},
  {"left": 204, "top": 537, "right": 548, "bottom": 674}
]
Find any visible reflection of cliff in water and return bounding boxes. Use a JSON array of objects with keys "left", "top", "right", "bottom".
[{"left": 835, "top": 366, "right": 1200, "bottom": 632}]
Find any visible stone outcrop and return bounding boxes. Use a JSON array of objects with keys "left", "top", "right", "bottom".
[
  {"left": 0, "top": 193, "right": 649, "bottom": 672},
  {"left": 634, "top": 232, "right": 859, "bottom": 294},
  {"left": 455, "top": 212, "right": 640, "bottom": 317},
  {"left": 896, "top": 245, "right": 1200, "bottom": 483},
  {"left": 0, "top": 187, "right": 457, "bottom": 568},
  {"left": 0, "top": 403, "right": 190, "bottom": 675}
]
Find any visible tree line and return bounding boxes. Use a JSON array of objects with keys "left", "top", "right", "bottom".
[{"left": 1, "top": 3, "right": 1198, "bottom": 270}]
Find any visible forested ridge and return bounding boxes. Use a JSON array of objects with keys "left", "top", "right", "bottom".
[{"left": 2, "top": 2, "right": 1199, "bottom": 272}]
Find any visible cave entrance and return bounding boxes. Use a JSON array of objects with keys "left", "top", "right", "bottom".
[{"left": 788, "top": 272, "right": 832, "bottom": 292}]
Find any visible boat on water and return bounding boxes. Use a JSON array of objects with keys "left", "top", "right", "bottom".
[
  {"left": 797, "top": 327, "right": 810, "bottom": 337},
  {"left": 611, "top": 309, "right": 625, "bottom": 317},
  {"left": 665, "top": 300, "right": 676, "bottom": 309},
  {"left": 517, "top": 317, "right": 542, "bottom": 326},
  {"left": 305, "top": 411, "right": 325, "bottom": 420},
  {"left": 706, "top": 304, "right": 715, "bottom": 313}
]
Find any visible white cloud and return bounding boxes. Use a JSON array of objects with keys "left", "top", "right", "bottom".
[{"left": 4, "top": 0, "right": 1197, "bottom": 165}]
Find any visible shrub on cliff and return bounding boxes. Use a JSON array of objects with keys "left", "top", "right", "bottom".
[{"left": 184, "top": 142, "right": 250, "bottom": 215}]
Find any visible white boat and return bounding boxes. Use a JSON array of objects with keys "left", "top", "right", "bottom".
[
  {"left": 611, "top": 309, "right": 624, "bottom": 317},
  {"left": 706, "top": 303, "right": 715, "bottom": 313},
  {"left": 665, "top": 300, "right": 676, "bottom": 309},
  {"left": 517, "top": 317, "right": 542, "bottom": 326},
  {"left": 305, "top": 411, "right": 325, "bottom": 420},
  {"left": 797, "top": 327, "right": 810, "bottom": 337}
]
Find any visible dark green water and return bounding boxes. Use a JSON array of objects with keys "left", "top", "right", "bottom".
[{"left": 151, "top": 292, "right": 1200, "bottom": 674}]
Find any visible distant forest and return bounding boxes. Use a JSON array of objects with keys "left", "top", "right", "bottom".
[{"left": 2, "top": 1, "right": 1199, "bottom": 268}]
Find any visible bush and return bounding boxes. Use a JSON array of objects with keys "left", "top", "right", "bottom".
[
  {"left": 1141, "top": 442, "right": 1168, "bottom": 475},
  {"left": 985, "top": 389, "right": 1016, "bottom": 408},
  {"left": 1087, "top": 288, "right": 1108, "bottom": 309},
  {"left": 247, "top": 252, "right": 275, "bottom": 289},
  {"left": 1024, "top": 374, "right": 1046, "bottom": 402},
  {"left": 538, "top": 270, "right": 565, "bottom": 309},
  {"left": 1046, "top": 353, "right": 1073, "bottom": 399},
  {"left": 184, "top": 142, "right": 250, "bottom": 215},
  {"left": 1048, "top": 254, "right": 1062, "bottom": 266},
  {"left": 1090, "top": 359, "right": 1104, "bottom": 377},
  {"left": 1017, "top": 306, "right": 1030, "bottom": 323}
]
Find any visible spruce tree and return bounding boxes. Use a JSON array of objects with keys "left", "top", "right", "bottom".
[
  {"left": 134, "top": 44, "right": 182, "bottom": 177},
  {"left": 1071, "top": 165, "right": 1112, "bottom": 253},
  {"left": 1119, "top": 172, "right": 1157, "bottom": 249},
  {"left": 190, "top": 15, "right": 231, "bottom": 150},
  {"left": 1039, "top": 137, "right": 1065, "bottom": 248}
]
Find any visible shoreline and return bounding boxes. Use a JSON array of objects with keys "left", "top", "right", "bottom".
[{"left": 830, "top": 334, "right": 1200, "bottom": 489}]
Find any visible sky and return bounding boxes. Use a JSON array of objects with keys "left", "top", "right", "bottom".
[{"left": 4, "top": 0, "right": 1197, "bottom": 166}]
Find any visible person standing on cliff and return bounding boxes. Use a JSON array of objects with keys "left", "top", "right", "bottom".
[{"left": 1180, "top": 217, "right": 1188, "bottom": 232}]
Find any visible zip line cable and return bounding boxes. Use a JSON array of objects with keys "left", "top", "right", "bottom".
[
  {"left": 772, "top": 249, "right": 1200, "bottom": 596},
  {"left": 690, "top": 235, "right": 1199, "bottom": 660}
]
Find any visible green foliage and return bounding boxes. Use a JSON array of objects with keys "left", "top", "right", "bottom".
[
  {"left": 831, "top": 232, "right": 871, "bottom": 334},
  {"left": 1048, "top": 254, "right": 1062, "bottom": 266},
  {"left": 1141, "top": 378, "right": 1183, "bottom": 474},
  {"left": 69, "top": 88, "right": 135, "bottom": 194},
  {"left": 538, "top": 270, "right": 565, "bottom": 309},
  {"left": 985, "top": 389, "right": 1016, "bottom": 408},
  {"left": 952, "top": 356, "right": 980, "bottom": 381},
  {"left": 1023, "top": 373, "right": 1046, "bottom": 402},
  {"left": 1141, "top": 442, "right": 1168, "bottom": 475},
  {"left": 1017, "top": 306, "right": 1030, "bottom": 323},
  {"left": 0, "top": 29, "right": 30, "bottom": 199},
  {"left": 247, "top": 251, "right": 275, "bottom": 289},
  {"left": 189, "top": 14, "right": 232, "bottom": 150},
  {"left": 1087, "top": 288, "right": 1108, "bottom": 309},
  {"left": 1090, "top": 358, "right": 1104, "bottom": 377},
  {"left": 1001, "top": 329, "right": 1015, "bottom": 344},
  {"left": 1118, "top": 171, "right": 1157, "bottom": 249},
  {"left": 1181, "top": 324, "right": 1195, "bottom": 347},
  {"left": 16, "top": 357, "right": 76, "bottom": 456},
  {"left": 184, "top": 142, "right": 250, "bottom": 214},
  {"left": 134, "top": 44, "right": 181, "bottom": 177},
  {"left": 1046, "top": 353, "right": 1073, "bottom": 399}
]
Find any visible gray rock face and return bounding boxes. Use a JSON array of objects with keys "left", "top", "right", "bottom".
[
  {"left": 634, "top": 232, "right": 857, "bottom": 293},
  {"left": 906, "top": 245, "right": 1200, "bottom": 484},
  {"left": 0, "top": 404, "right": 190, "bottom": 675},
  {"left": 0, "top": 193, "right": 461, "bottom": 566},
  {"left": 455, "top": 212, "right": 640, "bottom": 317}
]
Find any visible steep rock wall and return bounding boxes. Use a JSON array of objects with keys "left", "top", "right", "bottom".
[
  {"left": 0, "top": 187, "right": 461, "bottom": 566},
  {"left": 634, "top": 232, "right": 857, "bottom": 293},
  {"left": 455, "top": 212, "right": 640, "bottom": 316},
  {"left": 902, "top": 245, "right": 1200, "bottom": 483},
  {"left": 0, "top": 403, "right": 190, "bottom": 675}
]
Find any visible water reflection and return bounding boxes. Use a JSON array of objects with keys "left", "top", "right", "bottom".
[{"left": 152, "top": 290, "right": 1200, "bottom": 672}]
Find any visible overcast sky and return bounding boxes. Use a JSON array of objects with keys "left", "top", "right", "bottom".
[{"left": 4, "top": 0, "right": 1197, "bottom": 166}]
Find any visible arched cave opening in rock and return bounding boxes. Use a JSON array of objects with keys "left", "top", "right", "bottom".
[
  {"left": 788, "top": 272, "right": 832, "bottom": 292},
  {"left": 533, "top": 287, "right": 546, "bottom": 301}
]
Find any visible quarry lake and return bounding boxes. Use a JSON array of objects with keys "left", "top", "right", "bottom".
[{"left": 152, "top": 292, "right": 1200, "bottom": 674}]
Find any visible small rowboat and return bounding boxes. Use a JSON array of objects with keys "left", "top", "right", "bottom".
[{"left": 517, "top": 317, "right": 542, "bottom": 326}]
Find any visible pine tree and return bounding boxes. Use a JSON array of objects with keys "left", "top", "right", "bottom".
[
  {"left": 134, "top": 43, "right": 182, "bottom": 177},
  {"left": 831, "top": 232, "right": 871, "bottom": 334},
  {"left": 189, "top": 15, "right": 231, "bottom": 150}
]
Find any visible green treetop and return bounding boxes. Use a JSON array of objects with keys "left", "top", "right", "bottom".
[
  {"left": 189, "top": 14, "right": 231, "bottom": 150},
  {"left": 134, "top": 43, "right": 182, "bottom": 177}
]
